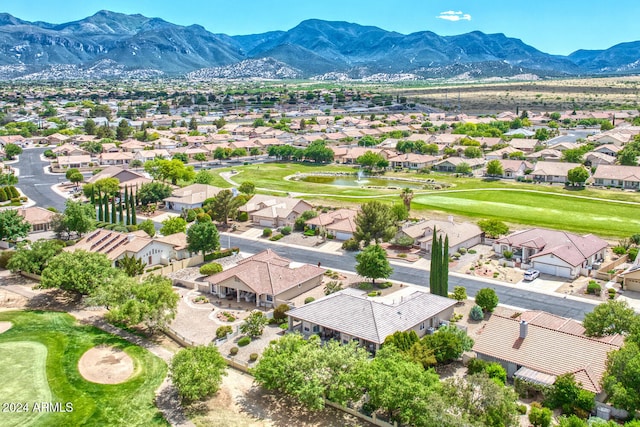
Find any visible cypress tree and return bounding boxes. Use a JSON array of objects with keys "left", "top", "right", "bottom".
[
  {"left": 104, "top": 195, "right": 110, "bottom": 224},
  {"left": 130, "top": 196, "right": 137, "bottom": 225},
  {"left": 124, "top": 185, "right": 129, "bottom": 208},
  {"left": 125, "top": 196, "right": 131, "bottom": 225},
  {"left": 118, "top": 199, "right": 124, "bottom": 224},
  {"left": 90, "top": 186, "right": 95, "bottom": 205},
  {"left": 430, "top": 228, "right": 439, "bottom": 294},
  {"left": 97, "top": 189, "right": 103, "bottom": 221},
  {"left": 442, "top": 235, "right": 449, "bottom": 296},
  {"left": 111, "top": 196, "right": 116, "bottom": 224}
]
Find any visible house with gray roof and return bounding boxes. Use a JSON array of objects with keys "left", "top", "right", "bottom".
[{"left": 287, "top": 287, "right": 456, "bottom": 352}]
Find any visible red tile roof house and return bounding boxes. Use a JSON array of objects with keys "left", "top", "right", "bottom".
[
  {"left": 493, "top": 228, "right": 608, "bottom": 278},
  {"left": 472, "top": 311, "right": 622, "bottom": 398},
  {"left": 304, "top": 208, "right": 358, "bottom": 241},
  {"left": 387, "top": 153, "right": 439, "bottom": 170},
  {"left": 238, "top": 195, "right": 313, "bottom": 228},
  {"left": 286, "top": 287, "right": 456, "bottom": 352},
  {"left": 163, "top": 183, "right": 224, "bottom": 212},
  {"left": 531, "top": 161, "right": 581, "bottom": 183},
  {"left": 204, "top": 249, "right": 325, "bottom": 308},
  {"left": 592, "top": 165, "right": 640, "bottom": 189},
  {"left": 16, "top": 206, "right": 56, "bottom": 233},
  {"left": 397, "top": 219, "right": 484, "bottom": 253}
]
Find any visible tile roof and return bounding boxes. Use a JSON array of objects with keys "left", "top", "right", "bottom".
[
  {"left": 593, "top": 165, "right": 640, "bottom": 182},
  {"left": 287, "top": 288, "right": 456, "bottom": 344},
  {"left": 472, "top": 314, "right": 621, "bottom": 393},
  {"left": 205, "top": 249, "right": 325, "bottom": 296},
  {"left": 496, "top": 228, "right": 608, "bottom": 267}
]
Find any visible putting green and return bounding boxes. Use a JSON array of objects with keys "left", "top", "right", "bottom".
[{"left": 0, "top": 342, "right": 51, "bottom": 427}]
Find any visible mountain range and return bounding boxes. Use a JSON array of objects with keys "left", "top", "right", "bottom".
[{"left": 0, "top": 10, "right": 638, "bottom": 80}]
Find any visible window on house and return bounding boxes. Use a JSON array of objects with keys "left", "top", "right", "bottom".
[
  {"left": 266, "top": 294, "right": 273, "bottom": 302},
  {"left": 420, "top": 322, "right": 425, "bottom": 330}
]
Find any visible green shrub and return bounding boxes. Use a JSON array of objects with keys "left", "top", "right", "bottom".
[
  {"left": 398, "top": 253, "right": 407, "bottom": 258},
  {"left": 279, "top": 323, "right": 288, "bottom": 330},
  {"left": 459, "top": 247, "right": 467, "bottom": 255},
  {"left": 342, "top": 238, "right": 360, "bottom": 251},
  {"left": 249, "top": 353, "right": 259, "bottom": 362},
  {"left": 612, "top": 246, "right": 627, "bottom": 256},
  {"left": 468, "top": 249, "right": 477, "bottom": 254},
  {"left": 237, "top": 211, "right": 249, "bottom": 222},
  {"left": 262, "top": 228, "right": 272, "bottom": 237},
  {"left": 628, "top": 247, "right": 639, "bottom": 262},
  {"left": 185, "top": 209, "right": 196, "bottom": 222},
  {"left": 273, "top": 304, "right": 290, "bottom": 322},
  {"left": 203, "top": 247, "right": 240, "bottom": 261},
  {"left": 199, "top": 262, "right": 223, "bottom": 275},
  {"left": 608, "top": 287, "right": 616, "bottom": 299},
  {"left": 269, "top": 233, "right": 284, "bottom": 241},
  {"left": 377, "top": 281, "right": 392, "bottom": 289},
  {"left": 467, "top": 358, "right": 488, "bottom": 375},
  {"left": 469, "top": 305, "right": 484, "bottom": 321},
  {"left": 503, "top": 250, "right": 513, "bottom": 260},
  {"left": 303, "top": 229, "right": 316, "bottom": 237},
  {"left": 281, "top": 226, "right": 292, "bottom": 235},
  {"left": 230, "top": 347, "right": 239, "bottom": 355},
  {"left": 304, "top": 297, "right": 315, "bottom": 304},
  {"left": 586, "top": 281, "right": 601, "bottom": 295},
  {"left": 216, "top": 325, "right": 232, "bottom": 339},
  {"left": 517, "top": 404, "right": 528, "bottom": 415},
  {"left": 0, "top": 250, "right": 14, "bottom": 269},
  {"left": 358, "top": 282, "right": 373, "bottom": 290},
  {"left": 238, "top": 336, "right": 251, "bottom": 347}
]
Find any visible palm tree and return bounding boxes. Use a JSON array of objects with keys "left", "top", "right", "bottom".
[{"left": 400, "top": 188, "right": 414, "bottom": 212}]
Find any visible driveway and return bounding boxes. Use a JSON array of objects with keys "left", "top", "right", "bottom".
[{"left": 15, "top": 147, "right": 67, "bottom": 211}]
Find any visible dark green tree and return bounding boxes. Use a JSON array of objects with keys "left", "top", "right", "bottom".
[
  {"left": 355, "top": 244, "right": 393, "bottom": 285},
  {"left": 429, "top": 229, "right": 449, "bottom": 297},
  {"left": 110, "top": 196, "right": 116, "bottom": 224},
  {"left": 353, "top": 201, "right": 397, "bottom": 246},
  {"left": 186, "top": 221, "right": 220, "bottom": 256},
  {"left": 0, "top": 209, "right": 31, "bottom": 242},
  {"left": 170, "top": 345, "right": 227, "bottom": 404}
]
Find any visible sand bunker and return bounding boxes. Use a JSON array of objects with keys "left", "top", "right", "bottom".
[
  {"left": 0, "top": 321, "right": 12, "bottom": 333},
  {"left": 78, "top": 346, "right": 134, "bottom": 384}
]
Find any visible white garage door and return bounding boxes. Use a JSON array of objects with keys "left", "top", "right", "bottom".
[
  {"left": 259, "top": 219, "right": 274, "bottom": 227},
  {"left": 336, "top": 232, "right": 352, "bottom": 241},
  {"left": 533, "top": 262, "right": 572, "bottom": 278}
]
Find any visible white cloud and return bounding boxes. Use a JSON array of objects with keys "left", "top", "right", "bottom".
[{"left": 437, "top": 10, "right": 472, "bottom": 22}]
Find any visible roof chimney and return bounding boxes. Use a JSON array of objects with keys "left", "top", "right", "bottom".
[{"left": 519, "top": 320, "right": 528, "bottom": 339}]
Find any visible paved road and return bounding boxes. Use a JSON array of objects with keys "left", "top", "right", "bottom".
[
  {"left": 546, "top": 129, "right": 597, "bottom": 146},
  {"left": 225, "top": 234, "right": 596, "bottom": 321},
  {"left": 15, "top": 147, "right": 67, "bottom": 211}
]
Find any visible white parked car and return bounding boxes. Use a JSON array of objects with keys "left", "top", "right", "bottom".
[{"left": 523, "top": 269, "right": 540, "bottom": 281}]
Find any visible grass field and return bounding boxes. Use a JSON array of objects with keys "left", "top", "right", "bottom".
[
  {"left": 412, "top": 189, "right": 640, "bottom": 237},
  {"left": 213, "top": 163, "right": 640, "bottom": 237},
  {"left": 0, "top": 342, "right": 51, "bottom": 427},
  {"left": 0, "top": 311, "right": 168, "bottom": 427}
]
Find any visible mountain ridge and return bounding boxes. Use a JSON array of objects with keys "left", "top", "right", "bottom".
[{"left": 0, "top": 10, "right": 637, "bottom": 80}]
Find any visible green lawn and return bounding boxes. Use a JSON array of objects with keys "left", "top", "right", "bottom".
[
  {"left": 412, "top": 189, "right": 640, "bottom": 237},
  {"left": 197, "top": 162, "right": 640, "bottom": 238},
  {"left": 0, "top": 311, "right": 168, "bottom": 427},
  {"left": 0, "top": 342, "right": 51, "bottom": 427}
]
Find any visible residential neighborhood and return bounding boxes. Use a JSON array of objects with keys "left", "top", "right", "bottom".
[{"left": 2, "top": 66, "right": 640, "bottom": 427}]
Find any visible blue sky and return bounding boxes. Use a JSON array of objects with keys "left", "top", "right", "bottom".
[{"left": 4, "top": 1, "right": 640, "bottom": 55}]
